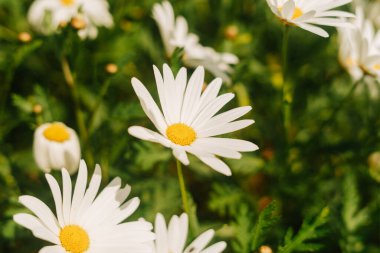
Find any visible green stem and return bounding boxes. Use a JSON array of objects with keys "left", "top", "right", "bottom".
[
  {"left": 282, "top": 25, "right": 291, "bottom": 142},
  {"left": 176, "top": 159, "right": 189, "bottom": 214},
  {"left": 60, "top": 56, "right": 94, "bottom": 168}
]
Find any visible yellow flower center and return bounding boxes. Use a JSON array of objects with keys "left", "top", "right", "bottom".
[
  {"left": 278, "top": 6, "right": 303, "bottom": 20},
  {"left": 374, "top": 64, "right": 380, "bottom": 70},
  {"left": 291, "top": 7, "right": 303, "bottom": 20},
  {"left": 59, "top": 225, "right": 90, "bottom": 253},
  {"left": 60, "top": 0, "right": 75, "bottom": 6},
  {"left": 43, "top": 123, "right": 70, "bottom": 142},
  {"left": 166, "top": 123, "right": 196, "bottom": 146}
]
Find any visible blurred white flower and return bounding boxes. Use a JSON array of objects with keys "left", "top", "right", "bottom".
[
  {"left": 152, "top": 1, "right": 238, "bottom": 84},
  {"left": 265, "top": 0, "right": 355, "bottom": 37},
  {"left": 153, "top": 213, "right": 226, "bottom": 253},
  {"left": 14, "top": 160, "right": 155, "bottom": 253},
  {"left": 353, "top": 0, "right": 380, "bottom": 28},
  {"left": 338, "top": 7, "right": 380, "bottom": 80},
  {"left": 27, "top": 0, "right": 113, "bottom": 39},
  {"left": 33, "top": 122, "right": 80, "bottom": 174},
  {"left": 128, "top": 64, "right": 258, "bottom": 176}
]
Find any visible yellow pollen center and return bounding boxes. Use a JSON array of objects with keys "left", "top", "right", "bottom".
[
  {"left": 374, "top": 64, "right": 380, "bottom": 70},
  {"left": 59, "top": 225, "right": 90, "bottom": 253},
  {"left": 292, "top": 7, "right": 303, "bottom": 20},
  {"left": 60, "top": 0, "right": 75, "bottom": 6},
  {"left": 166, "top": 123, "right": 196, "bottom": 146},
  {"left": 43, "top": 123, "right": 70, "bottom": 142},
  {"left": 278, "top": 6, "right": 303, "bottom": 20}
]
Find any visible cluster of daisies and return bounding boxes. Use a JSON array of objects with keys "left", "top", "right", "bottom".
[
  {"left": 23, "top": 64, "right": 257, "bottom": 252},
  {"left": 16, "top": 0, "right": 380, "bottom": 252}
]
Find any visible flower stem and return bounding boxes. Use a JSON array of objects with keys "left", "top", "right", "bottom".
[
  {"left": 60, "top": 56, "right": 94, "bottom": 168},
  {"left": 176, "top": 159, "right": 189, "bottom": 214},
  {"left": 282, "top": 25, "right": 291, "bottom": 142}
]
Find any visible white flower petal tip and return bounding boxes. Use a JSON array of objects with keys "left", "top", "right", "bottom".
[
  {"left": 27, "top": 0, "right": 113, "bottom": 39},
  {"left": 265, "top": 0, "right": 355, "bottom": 37},
  {"left": 129, "top": 65, "right": 258, "bottom": 176},
  {"left": 154, "top": 213, "right": 226, "bottom": 253},
  {"left": 13, "top": 160, "right": 154, "bottom": 252},
  {"left": 33, "top": 122, "right": 81, "bottom": 174},
  {"left": 152, "top": 1, "right": 238, "bottom": 81}
]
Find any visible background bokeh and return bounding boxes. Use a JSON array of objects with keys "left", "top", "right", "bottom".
[{"left": 0, "top": 0, "right": 379, "bottom": 252}]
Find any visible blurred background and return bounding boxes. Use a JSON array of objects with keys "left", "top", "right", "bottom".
[{"left": 0, "top": 0, "right": 379, "bottom": 252}]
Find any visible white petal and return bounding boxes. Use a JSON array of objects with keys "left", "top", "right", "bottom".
[
  {"left": 173, "top": 148, "right": 190, "bottom": 165},
  {"left": 45, "top": 174, "right": 64, "bottom": 227},
  {"left": 295, "top": 22, "right": 329, "bottom": 37},
  {"left": 155, "top": 213, "right": 169, "bottom": 253},
  {"left": 181, "top": 66, "right": 205, "bottom": 124},
  {"left": 201, "top": 241, "right": 227, "bottom": 253},
  {"left": 18, "top": 195, "right": 60, "bottom": 235},
  {"left": 198, "top": 119, "right": 254, "bottom": 138},
  {"left": 39, "top": 245, "right": 65, "bottom": 253},
  {"left": 70, "top": 160, "right": 88, "bottom": 224},
  {"left": 191, "top": 93, "right": 235, "bottom": 130},
  {"left": 131, "top": 77, "right": 168, "bottom": 134},
  {"left": 184, "top": 229, "right": 215, "bottom": 253},
  {"left": 128, "top": 126, "right": 171, "bottom": 148},
  {"left": 197, "top": 156, "right": 232, "bottom": 176},
  {"left": 61, "top": 168, "right": 72, "bottom": 225}
]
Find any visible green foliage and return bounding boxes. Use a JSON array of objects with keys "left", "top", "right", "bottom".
[
  {"left": 232, "top": 202, "right": 278, "bottom": 253},
  {"left": 278, "top": 207, "right": 330, "bottom": 253},
  {"left": 0, "top": 0, "right": 379, "bottom": 252},
  {"left": 340, "top": 173, "right": 370, "bottom": 253}
]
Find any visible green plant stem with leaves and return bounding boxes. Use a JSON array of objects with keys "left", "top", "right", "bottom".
[{"left": 176, "top": 159, "right": 189, "bottom": 215}]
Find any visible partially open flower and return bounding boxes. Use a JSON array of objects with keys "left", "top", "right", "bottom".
[{"left": 33, "top": 122, "right": 80, "bottom": 174}]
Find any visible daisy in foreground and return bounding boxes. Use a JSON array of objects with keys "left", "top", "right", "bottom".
[
  {"left": 153, "top": 213, "right": 226, "bottom": 253},
  {"left": 13, "top": 160, "right": 155, "bottom": 253},
  {"left": 265, "top": 0, "right": 355, "bottom": 37},
  {"left": 28, "top": 0, "right": 113, "bottom": 39},
  {"left": 128, "top": 64, "right": 258, "bottom": 176}
]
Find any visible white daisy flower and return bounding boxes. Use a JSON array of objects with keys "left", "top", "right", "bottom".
[
  {"left": 13, "top": 160, "right": 155, "bottom": 253},
  {"left": 33, "top": 122, "right": 81, "bottom": 174},
  {"left": 128, "top": 64, "right": 258, "bottom": 176},
  {"left": 338, "top": 7, "right": 380, "bottom": 79},
  {"left": 152, "top": 1, "right": 238, "bottom": 84},
  {"left": 27, "top": 0, "right": 113, "bottom": 39},
  {"left": 154, "top": 213, "right": 226, "bottom": 253},
  {"left": 265, "top": 0, "right": 355, "bottom": 37}
]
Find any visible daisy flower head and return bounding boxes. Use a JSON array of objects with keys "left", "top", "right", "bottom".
[
  {"left": 154, "top": 213, "right": 226, "bottom": 253},
  {"left": 265, "top": 0, "right": 355, "bottom": 37},
  {"left": 338, "top": 7, "right": 380, "bottom": 79},
  {"left": 128, "top": 64, "right": 258, "bottom": 176},
  {"left": 152, "top": 1, "right": 239, "bottom": 84},
  {"left": 13, "top": 160, "right": 155, "bottom": 253},
  {"left": 27, "top": 0, "right": 113, "bottom": 39},
  {"left": 34, "top": 122, "right": 81, "bottom": 174}
]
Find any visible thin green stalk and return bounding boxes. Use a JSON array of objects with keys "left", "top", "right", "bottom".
[
  {"left": 60, "top": 56, "right": 94, "bottom": 168},
  {"left": 176, "top": 159, "right": 189, "bottom": 214},
  {"left": 282, "top": 25, "right": 291, "bottom": 142}
]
